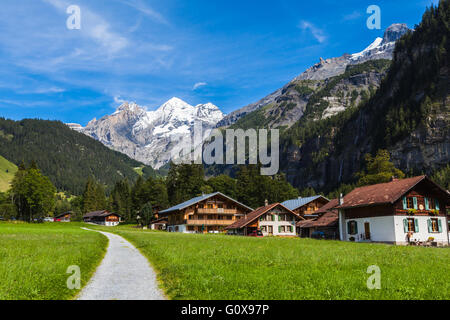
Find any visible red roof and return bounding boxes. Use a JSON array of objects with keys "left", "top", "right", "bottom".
[
  {"left": 298, "top": 211, "right": 338, "bottom": 228},
  {"left": 314, "top": 199, "right": 339, "bottom": 215},
  {"left": 225, "top": 203, "right": 303, "bottom": 230},
  {"left": 337, "top": 176, "right": 449, "bottom": 209}
]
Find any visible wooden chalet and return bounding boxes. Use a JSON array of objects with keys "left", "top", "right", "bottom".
[
  {"left": 54, "top": 211, "right": 72, "bottom": 222},
  {"left": 337, "top": 176, "right": 450, "bottom": 246},
  {"left": 297, "top": 199, "right": 340, "bottom": 239},
  {"left": 83, "top": 210, "right": 122, "bottom": 227},
  {"left": 226, "top": 202, "right": 304, "bottom": 237},
  {"left": 282, "top": 196, "right": 330, "bottom": 219},
  {"left": 159, "top": 192, "right": 253, "bottom": 234}
]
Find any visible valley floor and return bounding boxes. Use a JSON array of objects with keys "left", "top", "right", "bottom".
[
  {"left": 88, "top": 224, "right": 450, "bottom": 300},
  {"left": 0, "top": 222, "right": 107, "bottom": 300},
  {"left": 1, "top": 222, "right": 449, "bottom": 300}
]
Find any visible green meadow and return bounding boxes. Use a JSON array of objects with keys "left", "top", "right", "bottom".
[
  {"left": 90, "top": 225, "right": 450, "bottom": 300},
  {"left": 0, "top": 222, "right": 107, "bottom": 300},
  {"left": 0, "top": 155, "right": 17, "bottom": 192}
]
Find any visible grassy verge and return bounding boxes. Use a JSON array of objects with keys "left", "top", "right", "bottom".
[
  {"left": 0, "top": 155, "right": 17, "bottom": 192},
  {"left": 88, "top": 224, "right": 450, "bottom": 300},
  {"left": 0, "top": 222, "right": 107, "bottom": 300}
]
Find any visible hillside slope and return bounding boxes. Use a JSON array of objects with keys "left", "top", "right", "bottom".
[
  {"left": 0, "top": 118, "right": 156, "bottom": 194},
  {"left": 0, "top": 155, "right": 17, "bottom": 192},
  {"left": 281, "top": 1, "right": 449, "bottom": 192},
  {"left": 217, "top": 24, "right": 409, "bottom": 128}
]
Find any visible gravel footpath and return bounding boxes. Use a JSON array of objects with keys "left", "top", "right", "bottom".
[{"left": 77, "top": 228, "right": 166, "bottom": 300}]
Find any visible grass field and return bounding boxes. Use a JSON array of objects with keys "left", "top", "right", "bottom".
[
  {"left": 0, "top": 222, "right": 107, "bottom": 300},
  {"left": 90, "top": 224, "right": 450, "bottom": 300},
  {"left": 0, "top": 155, "right": 17, "bottom": 192}
]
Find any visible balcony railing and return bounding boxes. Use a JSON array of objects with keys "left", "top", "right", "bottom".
[
  {"left": 186, "top": 219, "right": 234, "bottom": 226},
  {"left": 197, "top": 208, "right": 238, "bottom": 214}
]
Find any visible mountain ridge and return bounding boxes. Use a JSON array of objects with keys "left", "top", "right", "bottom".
[
  {"left": 75, "top": 97, "right": 225, "bottom": 169},
  {"left": 216, "top": 23, "right": 410, "bottom": 128}
]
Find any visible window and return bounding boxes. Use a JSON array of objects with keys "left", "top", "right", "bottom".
[
  {"left": 407, "top": 197, "right": 414, "bottom": 209},
  {"left": 261, "top": 226, "right": 267, "bottom": 232},
  {"left": 428, "top": 219, "right": 442, "bottom": 233},
  {"left": 347, "top": 221, "right": 358, "bottom": 235},
  {"left": 280, "top": 226, "right": 285, "bottom": 233},
  {"left": 403, "top": 218, "right": 418, "bottom": 233}
]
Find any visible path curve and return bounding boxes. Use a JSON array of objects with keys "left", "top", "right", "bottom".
[{"left": 77, "top": 228, "right": 166, "bottom": 300}]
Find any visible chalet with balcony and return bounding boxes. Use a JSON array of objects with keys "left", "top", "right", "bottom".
[
  {"left": 226, "top": 202, "right": 304, "bottom": 237},
  {"left": 159, "top": 192, "right": 253, "bottom": 233},
  {"left": 282, "top": 196, "right": 330, "bottom": 219},
  {"left": 83, "top": 210, "right": 122, "bottom": 227},
  {"left": 337, "top": 176, "right": 450, "bottom": 246}
]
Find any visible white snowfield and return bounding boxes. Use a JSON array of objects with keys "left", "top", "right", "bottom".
[{"left": 77, "top": 228, "right": 166, "bottom": 301}]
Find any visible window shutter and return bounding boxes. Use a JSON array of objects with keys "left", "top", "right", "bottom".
[
  {"left": 427, "top": 219, "right": 432, "bottom": 233},
  {"left": 438, "top": 219, "right": 442, "bottom": 233},
  {"left": 354, "top": 222, "right": 358, "bottom": 235},
  {"left": 414, "top": 219, "right": 419, "bottom": 233},
  {"left": 413, "top": 197, "right": 418, "bottom": 209},
  {"left": 347, "top": 221, "right": 351, "bottom": 234},
  {"left": 272, "top": 214, "right": 276, "bottom": 221},
  {"left": 402, "top": 197, "right": 407, "bottom": 210},
  {"left": 403, "top": 219, "right": 409, "bottom": 233},
  {"left": 278, "top": 226, "right": 281, "bottom": 233},
  {"left": 435, "top": 200, "right": 440, "bottom": 211},
  {"left": 424, "top": 198, "right": 429, "bottom": 210}
]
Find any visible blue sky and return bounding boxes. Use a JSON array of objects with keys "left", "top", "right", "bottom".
[{"left": 0, "top": 0, "right": 439, "bottom": 125}]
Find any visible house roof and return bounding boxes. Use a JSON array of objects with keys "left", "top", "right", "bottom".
[
  {"left": 281, "top": 195, "right": 329, "bottom": 211},
  {"left": 54, "top": 211, "right": 73, "bottom": 218},
  {"left": 225, "top": 203, "right": 303, "bottom": 230},
  {"left": 83, "top": 210, "right": 121, "bottom": 218},
  {"left": 314, "top": 199, "right": 339, "bottom": 215},
  {"left": 159, "top": 192, "right": 253, "bottom": 214},
  {"left": 336, "top": 176, "right": 450, "bottom": 209},
  {"left": 297, "top": 211, "right": 338, "bottom": 228}
]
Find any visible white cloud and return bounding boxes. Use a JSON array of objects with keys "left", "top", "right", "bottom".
[
  {"left": 299, "top": 21, "right": 327, "bottom": 44},
  {"left": 116, "top": 0, "right": 169, "bottom": 25},
  {"left": 193, "top": 82, "right": 207, "bottom": 90},
  {"left": 343, "top": 11, "right": 362, "bottom": 21},
  {"left": 43, "top": 0, "right": 129, "bottom": 56}
]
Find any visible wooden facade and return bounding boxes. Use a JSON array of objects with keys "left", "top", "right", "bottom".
[
  {"left": 54, "top": 212, "right": 71, "bottom": 222},
  {"left": 161, "top": 193, "right": 253, "bottom": 233},
  {"left": 83, "top": 210, "right": 122, "bottom": 226},
  {"left": 226, "top": 203, "right": 303, "bottom": 237},
  {"left": 338, "top": 176, "right": 450, "bottom": 245}
]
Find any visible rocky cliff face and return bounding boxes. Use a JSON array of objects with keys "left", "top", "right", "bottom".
[
  {"left": 217, "top": 24, "right": 410, "bottom": 128},
  {"left": 281, "top": 3, "right": 449, "bottom": 193},
  {"left": 78, "top": 98, "right": 224, "bottom": 169}
]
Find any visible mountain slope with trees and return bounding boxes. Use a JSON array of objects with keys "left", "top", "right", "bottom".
[
  {"left": 0, "top": 118, "right": 156, "bottom": 195},
  {"left": 281, "top": 1, "right": 449, "bottom": 193}
]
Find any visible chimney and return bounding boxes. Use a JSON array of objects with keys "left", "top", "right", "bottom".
[
  {"left": 264, "top": 199, "right": 269, "bottom": 207},
  {"left": 339, "top": 193, "right": 344, "bottom": 206}
]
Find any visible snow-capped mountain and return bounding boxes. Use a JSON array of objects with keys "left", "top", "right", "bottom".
[
  {"left": 75, "top": 98, "right": 224, "bottom": 169},
  {"left": 216, "top": 24, "right": 410, "bottom": 127}
]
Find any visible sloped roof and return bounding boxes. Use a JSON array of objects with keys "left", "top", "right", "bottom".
[
  {"left": 159, "top": 192, "right": 253, "bottom": 214},
  {"left": 314, "top": 199, "right": 339, "bottom": 215},
  {"left": 282, "top": 196, "right": 329, "bottom": 211},
  {"left": 226, "top": 203, "right": 303, "bottom": 230},
  {"left": 297, "top": 211, "right": 338, "bottom": 228},
  {"left": 336, "top": 176, "right": 450, "bottom": 209},
  {"left": 54, "top": 211, "right": 73, "bottom": 218},
  {"left": 83, "top": 210, "right": 121, "bottom": 218}
]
